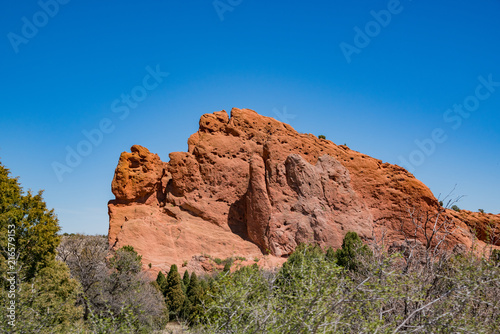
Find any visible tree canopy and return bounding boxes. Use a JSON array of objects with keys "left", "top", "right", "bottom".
[{"left": 0, "top": 163, "right": 61, "bottom": 280}]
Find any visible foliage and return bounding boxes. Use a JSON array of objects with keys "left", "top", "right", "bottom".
[
  {"left": 318, "top": 135, "right": 326, "bottom": 139},
  {"left": 109, "top": 245, "right": 142, "bottom": 275},
  {"left": 451, "top": 204, "right": 461, "bottom": 212},
  {"left": 93, "top": 245, "right": 167, "bottom": 332},
  {"left": 156, "top": 270, "right": 168, "bottom": 293},
  {"left": 59, "top": 236, "right": 167, "bottom": 332},
  {"left": 334, "top": 231, "right": 373, "bottom": 271},
  {"left": 0, "top": 259, "right": 83, "bottom": 333},
  {"left": 86, "top": 303, "right": 145, "bottom": 334},
  {"left": 194, "top": 233, "right": 500, "bottom": 333},
  {"left": 165, "top": 264, "right": 184, "bottom": 317},
  {"left": 491, "top": 249, "right": 500, "bottom": 265},
  {"left": 182, "top": 270, "right": 191, "bottom": 288},
  {"left": 0, "top": 163, "right": 61, "bottom": 281},
  {"left": 0, "top": 162, "right": 82, "bottom": 333}
]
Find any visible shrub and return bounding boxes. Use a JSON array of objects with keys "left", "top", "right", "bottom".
[
  {"left": 334, "top": 231, "right": 372, "bottom": 271},
  {"left": 451, "top": 205, "right": 461, "bottom": 212},
  {"left": 491, "top": 249, "right": 500, "bottom": 265},
  {"left": 318, "top": 134, "right": 326, "bottom": 139},
  {"left": 195, "top": 241, "right": 500, "bottom": 333}
]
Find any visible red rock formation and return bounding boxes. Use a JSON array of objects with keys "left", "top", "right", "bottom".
[{"left": 108, "top": 108, "right": 499, "bottom": 274}]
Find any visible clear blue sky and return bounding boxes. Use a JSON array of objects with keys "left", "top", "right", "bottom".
[{"left": 1, "top": 0, "right": 499, "bottom": 234}]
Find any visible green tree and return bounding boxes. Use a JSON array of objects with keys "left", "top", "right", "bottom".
[
  {"left": 109, "top": 245, "right": 142, "bottom": 275},
  {"left": 335, "top": 231, "right": 372, "bottom": 271},
  {"left": 182, "top": 270, "right": 190, "bottom": 294},
  {"left": 277, "top": 243, "right": 324, "bottom": 290},
  {"left": 183, "top": 270, "right": 190, "bottom": 287},
  {"left": 325, "top": 246, "right": 336, "bottom": 262},
  {"left": 184, "top": 272, "right": 204, "bottom": 323},
  {"left": 165, "top": 264, "right": 184, "bottom": 317},
  {"left": 0, "top": 163, "right": 61, "bottom": 281},
  {"left": 85, "top": 245, "right": 168, "bottom": 332},
  {"left": 0, "top": 162, "right": 82, "bottom": 332},
  {"left": 156, "top": 270, "right": 168, "bottom": 294},
  {"left": 16, "top": 260, "right": 83, "bottom": 332}
]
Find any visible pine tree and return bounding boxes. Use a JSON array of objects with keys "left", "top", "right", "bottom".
[
  {"left": 156, "top": 270, "right": 167, "bottom": 294},
  {"left": 183, "top": 270, "right": 190, "bottom": 289},
  {"left": 187, "top": 273, "right": 200, "bottom": 300},
  {"left": 165, "top": 264, "right": 184, "bottom": 317},
  {"left": 181, "top": 270, "right": 190, "bottom": 295},
  {"left": 180, "top": 295, "right": 192, "bottom": 321},
  {"left": 185, "top": 272, "right": 204, "bottom": 323}
]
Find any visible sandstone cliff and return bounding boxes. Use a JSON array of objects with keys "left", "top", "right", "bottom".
[{"left": 108, "top": 108, "right": 499, "bottom": 274}]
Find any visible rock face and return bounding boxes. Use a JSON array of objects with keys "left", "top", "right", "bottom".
[{"left": 108, "top": 108, "right": 500, "bottom": 274}]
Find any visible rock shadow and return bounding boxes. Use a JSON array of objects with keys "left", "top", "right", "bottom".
[{"left": 228, "top": 196, "right": 250, "bottom": 241}]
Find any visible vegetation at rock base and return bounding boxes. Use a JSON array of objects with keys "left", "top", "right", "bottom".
[{"left": 193, "top": 236, "right": 500, "bottom": 333}]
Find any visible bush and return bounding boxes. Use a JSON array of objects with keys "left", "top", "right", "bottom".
[
  {"left": 451, "top": 205, "right": 461, "bottom": 212},
  {"left": 318, "top": 134, "right": 326, "bottom": 139},
  {"left": 491, "top": 249, "right": 500, "bottom": 265},
  {"left": 59, "top": 236, "right": 167, "bottom": 332},
  {"left": 194, "top": 224, "right": 500, "bottom": 333},
  {"left": 195, "top": 240, "right": 500, "bottom": 333},
  {"left": 334, "top": 231, "right": 372, "bottom": 271}
]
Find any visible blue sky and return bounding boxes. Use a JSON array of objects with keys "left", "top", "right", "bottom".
[{"left": 1, "top": 0, "right": 499, "bottom": 234}]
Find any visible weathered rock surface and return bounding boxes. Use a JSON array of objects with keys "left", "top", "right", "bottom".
[{"left": 108, "top": 108, "right": 500, "bottom": 275}]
